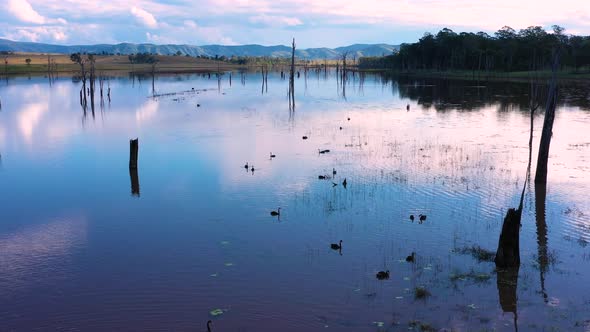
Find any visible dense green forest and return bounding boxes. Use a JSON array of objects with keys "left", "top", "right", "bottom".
[{"left": 359, "top": 26, "right": 590, "bottom": 72}]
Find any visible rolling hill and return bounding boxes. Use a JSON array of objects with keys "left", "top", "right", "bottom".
[{"left": 0, "top": 39, "right": 398, "bottom": 59}]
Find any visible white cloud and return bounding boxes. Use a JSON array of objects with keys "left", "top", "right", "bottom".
[
  {"left": 5, "top": 26, "right": 69, "bottom": 43},
  {"left": 6, "top": 0, "right": 67, "bottom": 25},
  {"left": 131, "top": 6, "right": 158, "bottom": 28},
  {"left": 146, "top": 32, "right": 175, "bottom": 44},
  {"left": 7, "top": 0, "right": 46, "bottom": 24},
  {"left": 181, "top": 20, "right": 237, "bottom": 45},
  {"left": 53, "top": 30, "right": 67, "bottom": 41},
  {"left": 184, "top": 20, "right": 197, "bottom": 29},
  {"left": 249, "top": 14, "right": 303, "bottom": 27}
]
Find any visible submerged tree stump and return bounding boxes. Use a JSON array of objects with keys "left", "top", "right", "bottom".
[
  {"left": 129, "top": 138, "right": 139, "bottom": 169},
  {"left": 495, "top": 208, "right": 522, "bottom": 268}
]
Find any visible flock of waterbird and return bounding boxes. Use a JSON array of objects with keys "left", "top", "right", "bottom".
[
  {"left": 249, "top": 115, "right": 427, "bottom": 281},
  {"left": 211, "top": 112, "right": 427, "bottom": 331}
]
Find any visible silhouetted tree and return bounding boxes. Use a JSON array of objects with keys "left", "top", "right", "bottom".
[
  {"left": 359, "top": 25, "right": 589, "bottom": 73},
  {"left": 70, "top": 53, "right": 88, "bottom": 106}
]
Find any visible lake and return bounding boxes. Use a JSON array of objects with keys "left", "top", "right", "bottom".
[{"left": 1, "top": 71, "right": 589, "bottom": 331}]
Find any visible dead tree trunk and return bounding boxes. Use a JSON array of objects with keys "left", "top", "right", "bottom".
[
  {"left": 534, "top": 51, "right": 560, "bottom": 184},
  {"left": 289, "top": 38, "right": 296, "bottom": 111},
  {"left": 89, "top": 58, "right": 96, "bottom": 116},
  {"left": 495, "top": 82, "right": 541, "bottom": 269},
  {"left": 495, "top": 207, "right": 522, "bottom": 268},
  {"left": 129, "top": 138, "right": 139, "bottom": 169},
  {"left": 261, "top": 65, "right": 265, "bottom": 94}
]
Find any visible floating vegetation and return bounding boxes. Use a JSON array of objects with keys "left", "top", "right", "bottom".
[
  {"left": 414, "top": 287, "right": 431, "bottom": 299},
  {"left": 467, "top": 304, "right": 477, "bottom": 309},
  {"left": 224, "top": 262, "right": 234, "bottom": 267},
  {"left": 450, "top": 270, "right": 492, "bottom": 283},
  {"left": 372, "top": 321, "right": 385, "bottom": 327},
  {"left": 210, "top": 273, "right": 219, "bottom": 277},
  {"left": 532, "top": 250, "right": 560, "bottom": 269},
  {"left": 408, "top": 320, "right": 435, "bottom": 331},
  {"left": 209, "top": 308, "right": 226, "bottom": 317},
  {"left": 454, "top": 246, "right": 495, "bottom": 262},
  {"left": 564, "top": 206, "right": 586, "bottom": 218},
  {"left": 151, "top": 88, "right": 210, "bottom": 99}
]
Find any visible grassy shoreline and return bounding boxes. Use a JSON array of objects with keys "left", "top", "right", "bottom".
[{"left": 0, "top": 53, "right": 244, "bottom": 75}]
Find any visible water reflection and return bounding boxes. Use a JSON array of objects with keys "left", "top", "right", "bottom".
[
  {"left": 382, "top": 75, "right": 590, "bottom": 112},
  {"left": 0, "top": 217, "right": 87, "bottom": 292},
  {"left": 130, "top": 168, "right": 140, "bottom": 196},
  {"left": 0, "top": 72, "right": 589, "bottom": 331},
  {"left": 496, "top": 267, "right": 519, "bottom": 331},
  {"left": 534, "top": 183, "right": 549, "bottom": 303},
  {"left": 17, "top": 102, "right": 48, "bottom": 145}
]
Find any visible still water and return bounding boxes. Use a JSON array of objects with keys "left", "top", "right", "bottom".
[{"left": 0, "top": 71, "right": 589, "bottom": 331}]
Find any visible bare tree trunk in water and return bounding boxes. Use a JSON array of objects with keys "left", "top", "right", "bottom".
[
  {"left": 535, "top": 51, "right": 560, "bottom": 184},
  {"left": 129, "top": 138, "right": 139, "bottom": 169},
  {"left": 289, "top": 38, "right": 296, "bottom": 111}
]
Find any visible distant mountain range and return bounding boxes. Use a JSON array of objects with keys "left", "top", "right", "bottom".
[{"left": 0, "top": 39, "right": 398, "bottom": 59}]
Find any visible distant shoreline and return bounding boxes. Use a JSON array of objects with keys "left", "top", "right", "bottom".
[{"left": 0, "top": 54, "right": 245, "bottom": 76}]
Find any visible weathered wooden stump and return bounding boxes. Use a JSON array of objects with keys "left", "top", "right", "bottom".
[
  {"left": 129, "top": 138, "right": 139, "bottom": 169},
  {"left": 495, "top": 208, "right": 521, "bottom": 268}
]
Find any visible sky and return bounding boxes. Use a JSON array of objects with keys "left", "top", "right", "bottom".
[{"left": 1, "top": 0, "right": 589, "bottom": 48}]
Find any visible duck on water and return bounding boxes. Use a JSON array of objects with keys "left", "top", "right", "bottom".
[{"left": 331, "top": 240, "right": 342, "bottom": 250}]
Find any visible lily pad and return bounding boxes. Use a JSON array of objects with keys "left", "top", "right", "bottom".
[{"left": 209, "top": 308, "right": 224, "bottom": 316}]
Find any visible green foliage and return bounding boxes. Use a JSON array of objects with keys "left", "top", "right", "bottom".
[
  {"left": 455, "top": 246, "right": 495, "bottom": 262},
  {"left": 128, "top": 53, "right": 158, "bottom": 64},
  {"left": 226, "top": 55, "right": 291, "bottom": 66},
  {"left": 359, "top": 26, "right": 590, "bottom": 72},
  {"left": 70, "top": 52, "right": 82, "bottom": 64}
]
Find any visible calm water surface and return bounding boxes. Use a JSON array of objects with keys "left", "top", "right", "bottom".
[{"left": 1, "top": 72, "right": 590, "bottom": 331}]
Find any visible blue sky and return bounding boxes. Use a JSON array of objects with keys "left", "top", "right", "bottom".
[{"left": 2, "top": 0, "right": 589, "bottom": 48}]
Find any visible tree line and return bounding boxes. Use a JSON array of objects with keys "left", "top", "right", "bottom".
[{"left": 359, "top": 26, "right": 590, "bottom": 72}]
